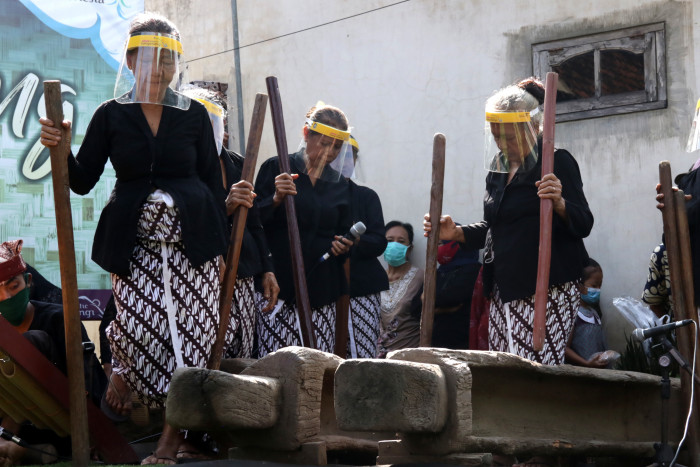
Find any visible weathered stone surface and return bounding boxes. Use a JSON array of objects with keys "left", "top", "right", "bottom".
[
  {"left": 166, "top": 367, "right": 280, "bottom": 431},
  {"left": 335, "top": 359, "right": 448, "bottom": 433},
  {"left": 390, "top": 348, "right": 684, "bottom": 457},
  {"left": 221, "top": 346, "right": 343, "bottom": 451}
]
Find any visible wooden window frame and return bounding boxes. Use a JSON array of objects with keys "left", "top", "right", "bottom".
[{"left": 532, "top": 23, "right": 667, "bottom": 122}]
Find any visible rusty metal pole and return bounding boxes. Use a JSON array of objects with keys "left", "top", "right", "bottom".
[{"left": 43, "top": 80, "right": 89, "bottom": 467}]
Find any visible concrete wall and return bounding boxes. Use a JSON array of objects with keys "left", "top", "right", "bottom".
[{"left": 147, "top": 0, "right": 700, "bottom": 352}]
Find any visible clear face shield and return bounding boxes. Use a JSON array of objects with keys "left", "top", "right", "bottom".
[
  {"left": 686, "top": 99, "right": 700, "bottom": 153},
  {"left": 114, "top": 32, "right": 190, "bottom": 110},
  {"left": 483, "top": 110, "right": 539, "bottom": 173},
  {"left": 295, "top": 119, "right": 352, "bottom": 182},
  {"left": 193, "top": 97, "right": 225, "bottom": 155}
]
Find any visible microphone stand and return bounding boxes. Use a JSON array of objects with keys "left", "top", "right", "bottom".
[{"left": 649, "top": 333, "right": 697, "bottom": 467}]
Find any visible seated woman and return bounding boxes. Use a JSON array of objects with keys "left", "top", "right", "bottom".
[{"left": 377, "top": 221, "right": 423, "bottom": 358}]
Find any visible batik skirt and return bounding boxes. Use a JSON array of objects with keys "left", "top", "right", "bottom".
[
  {"left": 488, "top": 281, "right": 579, "bottom": 365},
  {"left": 107, "top": 194, "right": 221, "bottom": 408},
  {"left": 348, "top": 294, "right": 381, "bottom": 358},
  {"left": 223, "top": 276, "right": 257, "bottom": 359},
  {"left": 255, "top": 301, "right": 336, "bottom": 358}
]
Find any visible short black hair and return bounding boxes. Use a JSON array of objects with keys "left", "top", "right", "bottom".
[
  {"left": 385, "top": 220, "right": 414, "bottom": 244},
  {"left": 582, "top": 258, "right": 602, "bottom": 281}
]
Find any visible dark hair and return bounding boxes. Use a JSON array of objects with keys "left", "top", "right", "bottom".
[
  {"left": 306, "top": 104, "right": 349, "bottom": 131},
  {"left": 515, "top": 76, "right": 545, "bottom": 105},
  {"left": 582, "top": 258, "right": 602, "bottom": 281},
  {"left": 129, "top": 12, "right": 180, "bottom": 39},
  {"left": 385, "top": 220, "right": 414, "bottom": 244}
]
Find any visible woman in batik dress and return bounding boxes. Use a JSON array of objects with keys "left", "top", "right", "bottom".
[
  {"left": 424, "top": 77, "right": 593, "bottom": 366},
  {"left": 40, "top": 12, "right": 228, "bottom": 464}
]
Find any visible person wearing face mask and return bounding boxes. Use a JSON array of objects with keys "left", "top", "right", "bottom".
[
  {"left": 0, "top": 240, "right": 107, "bottom": 465},
  {"left": 377, "top": 221, "right": 423, "bottom": 358},
  {"left": 565, "top": 259, "right": 615, "bottom": 368}
]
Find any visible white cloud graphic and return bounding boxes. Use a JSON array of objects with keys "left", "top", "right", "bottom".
[{"left": 19, "top": 0, "right": 144, "bottom": 71}]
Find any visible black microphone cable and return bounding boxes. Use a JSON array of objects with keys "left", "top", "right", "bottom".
[{"left": 670, "top": 319, "right": 697, "bottom": 467}]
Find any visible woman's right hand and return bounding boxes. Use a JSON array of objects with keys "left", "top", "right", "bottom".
[
  {"left": 423, "top": 213, "right": 464, "bottom": 242},
  {"left": 272, "top": 173, "right": 299, "bottom": 206},
  {"left": 226, "top": 180, "right": 256, "bottom": 215},
  {"left": 39, "top": 117, "right": 72, "bottom": 147},
  {"left": 656, "top": 183, "right": 692, "bottom": 210}
]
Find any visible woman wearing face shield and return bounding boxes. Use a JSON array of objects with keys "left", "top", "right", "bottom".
[
  {"left": 254, "top": 104, "right": 353, "bottom": 357},
  {"left": 424, "top": 77, "right": 593, "bottom": 367},
  {"left": 39, "top": 12, "right": 228, "bottom": 464}
]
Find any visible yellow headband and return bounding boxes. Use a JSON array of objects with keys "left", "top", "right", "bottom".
[
  {"left": 128, "top": 34, "right": 184, "bottom": 55},
  {"left": 306, "top": 120, "right": 350, "bottom": 141},
  {"left": 349, "top": 136, "right": 358, "bottom": 149},
  {"left": 485, "top": 111, "right": 531, "bottom": 123},
  {"left": 193, "top": 97, "right": 224, "bottom": 117},
  {"left": 696, "top": 98, "right": 700, "bottom": 111}
]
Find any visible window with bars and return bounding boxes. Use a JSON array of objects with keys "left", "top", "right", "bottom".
[{"left": 532, "top": 23, "right": 666, "bottom": 122}]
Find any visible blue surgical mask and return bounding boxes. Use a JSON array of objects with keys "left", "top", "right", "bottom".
[
  {"left": 581, "top": 287, "right": 600, "bottom": 305},
  {"left": 384, "top": 241, "right": 409, "bottom": 267}
]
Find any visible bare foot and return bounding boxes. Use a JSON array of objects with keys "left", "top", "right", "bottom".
[
  {"left": 105, "top": 373, "right": 132, "bottom": 416},
  {"left": 141, "top": 422, "right": 183, "bottom": 465},
  {"left": 0, "top": 438, "right": 26, "bottom": 467}
]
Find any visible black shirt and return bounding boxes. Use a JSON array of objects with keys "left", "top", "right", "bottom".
[
  {"left": 219, "top": 149, "right": 274, "bottom": 278},
  {"left": 29, "top": 301, "right": 107, "bottom": 405},
  {"left": 461, "top": 147, "right": 593, "bottom": 302},
  {"left": 67, "top": 97, "right": 228, "bottom": 275},
  {"left": 348, "top": 180, "right": 389, "bottom": 297},
  {"left": 255, "top": 153, "right": 351, "bottom": 308}
]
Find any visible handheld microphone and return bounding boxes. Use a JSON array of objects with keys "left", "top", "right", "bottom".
[
  {"left": 319, "top": 221, "right": 366, "bottom": 262},
  {"left": 632, "top": 319, "right": 694, "bottom": 342}
]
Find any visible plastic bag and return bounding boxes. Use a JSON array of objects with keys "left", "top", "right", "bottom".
[{"left": 611, "top": 296, "right": 668, "bottom": 330}]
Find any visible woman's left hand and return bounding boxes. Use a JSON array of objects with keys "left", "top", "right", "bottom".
[
  {"left": 330, "top": 235, "right": 353, "bottom": 256},
  {"left": 536, "top": 174, "right": 566, "bottom": 216},
  {"left": 260, "top": 272, "right": 280, "bottom": 313},
  {"left": 225, "top": 180, "right": 256, "bottom": 215}
]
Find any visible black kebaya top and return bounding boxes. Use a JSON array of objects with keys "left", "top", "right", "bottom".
[
  {"left": 219, "top": 148, "right": 274, "bottom": 278},
  {"left": 348, "top": 180, "right": 389, "bottom": 297},
  {"left": 67, "top": 97, "right": 228, "bottom": 275},
  {"left": 255, "top": 153, "right": 351, "bottom": 308},
  {"left": 461, "top": 146, "right": 593, "bottom": 303}
]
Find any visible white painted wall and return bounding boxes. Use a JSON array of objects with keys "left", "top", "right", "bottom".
[{"left": 148, "top": 0, "right": 699, "bottom": 352}]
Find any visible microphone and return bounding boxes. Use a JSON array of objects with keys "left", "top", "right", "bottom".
[
  {"left": 319, "top": 221, "right": 366, "bottom": 262},
  {"left": 632, "top": 319, "right": 694, "bottom": 341}
]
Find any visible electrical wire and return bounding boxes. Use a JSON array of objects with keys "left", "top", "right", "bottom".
[
  {"left": 188, "top": 0, "right": 411, "bottom": 63},
  {"left": 670, "top": 321, "right": 698, "bottom": 467}
]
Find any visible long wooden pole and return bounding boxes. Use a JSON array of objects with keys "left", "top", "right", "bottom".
[
  {"left": 533, "top": 72, "right": 558, "bottom": 352},
  {"left": 334, "top": 259, "right": 351, "bottom": 358},
  {"left": 208, "top": 93, "right": 268, "bottom": 370},
  {"left": 658, "top": 162, "right": 699, "bottom": 466},
  {"left": 265, "top": 76, "right": 315, "bottom": 348},
  {"left": 420, "top": 133, "right": 446, "bottom": 347},
  {"left": 43, "top": 80, "right": 89, "bottom": 467},
  {"left": 671, "top": 188, "right": 700, "bottom": 463}
]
